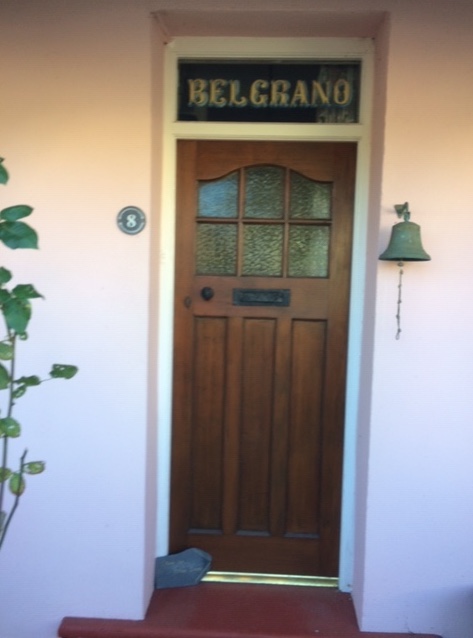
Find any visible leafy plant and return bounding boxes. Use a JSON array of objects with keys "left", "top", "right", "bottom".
[{"left": 0, "top": 158, "right": 78, "bottom": 551}]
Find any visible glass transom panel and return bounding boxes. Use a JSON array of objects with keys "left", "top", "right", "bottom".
[{"left": 195, "top": 166, "right": 333, "bottom": 278}]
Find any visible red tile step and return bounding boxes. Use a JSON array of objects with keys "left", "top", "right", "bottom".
[{"left": 59, "top": 583, "right": 441, "bottom": 638}]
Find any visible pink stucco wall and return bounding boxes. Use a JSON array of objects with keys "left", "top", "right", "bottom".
[
  {"left": 0, "top": 2, "right": 156, "bottom": 636},
  {"left": 0, "top": 1, "right": 472, "bottom": 637},
  {"left": 357, "top": 2, "right": 473, "bottom": 635}
]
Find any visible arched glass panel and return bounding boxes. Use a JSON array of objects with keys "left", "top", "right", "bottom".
[
  {"left": 198, "top": 172, "right": 239, "bottom": 218},
  {"left": 244, "top": 166, "right": 284, "bottom": 219},
  {"left": 290, "top": 173, "right": 332, "bottom": 220}
]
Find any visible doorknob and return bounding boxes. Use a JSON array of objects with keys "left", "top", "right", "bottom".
[{"left": 201, "top": 287, "right": 215, "bottom": 301}]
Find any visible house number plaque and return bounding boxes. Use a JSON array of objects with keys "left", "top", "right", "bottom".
[{"left": 117, "top": 206, "right": 146, "bottom": 235}]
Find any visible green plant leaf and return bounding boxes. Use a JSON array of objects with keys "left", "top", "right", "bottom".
[
  {"left": 0, "top": 159, "right": 8, "bottom": 185},
  {"left": 50, "top": 364, "right": 78, "bottom": 380},
  {"left": 11, "top": 374, "right": 41, "bottom": 401},
  {"left": 9, "top": 472, "right": 25, "bottom": 496},
  {"left": 2, "top": 297, "right": 31, "bottom": 333},
  {"left": 12, "top": 385, "right": 26, "bottom": 399},
  {"left": 0, "top": 417, "right": 21, "bottom": 438},
  {"left": 16, "top": 375, "right": 41, "bottom": 387},
  {"left": 0, "top": 221, "right": 38, "bottom": 249},
  {"left": 0, "top": 342, "right": 13, "bottom": 360},
  {"left": 12, "top": 284, "right": 43, "bottom": 300},
  {"left": 23, "top": 461, "right": 45, "bottom": 475},
  {"left": 0, "top": 205, "right": 33, "bottom": 222},
  {"left": 0, "top": 267, "right": 12, "bottom": 285},
  {"left": 0, "top": 468, "right": 12, "bottom": 482},
  {"left": 0, "top": 363, "right": 10, "bottom": 389}
]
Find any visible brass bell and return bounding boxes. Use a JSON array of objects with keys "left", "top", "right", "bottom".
[
  {"left": 379, "top": 202, "right": 431, "bottom": 340},
  {"left": 379, "top": 203, "right": 431, "bottom": 262}
]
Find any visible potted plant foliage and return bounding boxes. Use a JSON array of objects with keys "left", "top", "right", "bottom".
[{"left": 0, "top": 157, "right": 77, "bottom": 551}]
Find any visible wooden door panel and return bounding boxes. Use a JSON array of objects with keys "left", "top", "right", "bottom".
[
  {"left": 286, "top": 320, "right": 326, "bottom": 537},
  {"left": 183, "top": 532, "right": 321, "bottom": 575},
  {"left": 190, "top": 317, "right": 226, "bottom": 533},
  {"left": 194, "top": 141, "right": 339, "bottom": 182},
  {"left": 171, "top": 140, "right": 356, "bottom": 576},
  {"left": 239, "top": 318, "right": 276, "bottom": 535}
]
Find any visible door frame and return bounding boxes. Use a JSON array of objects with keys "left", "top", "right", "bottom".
[{"left": 155, "top": 36, "right": 374, "bottom": 591}]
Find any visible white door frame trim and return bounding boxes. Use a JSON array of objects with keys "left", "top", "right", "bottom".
[{"left": 155, "top": 36, "right": 374, "bottom": 591}]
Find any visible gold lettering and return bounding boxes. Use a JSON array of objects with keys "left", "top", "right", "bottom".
[
  {"left": 228, "top": 80, "right": 248, "bottom": 107},
  {"left": 250, "top": 79, "right": 269, "bottom": 107},
  {"left": 290, "top": 80, "right": 310, "bottom": 107},
  {"left": 188, "top": 79, "right": 208, "bottom": 107},
  {"left": 270, "top": 80, "right": 291, "bottom": 106},
  {"left": 187, "top": 74, "right": 353, "bottom": 114},
  {"left": 333, "top": 79, "right": 351, "bottom": 105},
  {"left": 209, "top": 79, "right": 227, "bottom": 107},
  {"left": 311, "top": 81, "right": 330, "bottom": 106}
]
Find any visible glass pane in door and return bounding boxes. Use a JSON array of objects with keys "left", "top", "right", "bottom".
[
  {"left": 196, "top": 223, "right": 237, "bottom": 275},
  {"left": 288, "top": 226, "right": 330, "bottom": 277},
  {"left": 198, "top": 172, "right": 239, "bottom": 218},
  {"left": 244, "top": 167, "right": 284, "bottom": 219},
  {"left": 242, "top": 225, "right": 283, "bottom": 276},
  {"left": 290, "top": 173, "right": 332, "bottom": 219}
]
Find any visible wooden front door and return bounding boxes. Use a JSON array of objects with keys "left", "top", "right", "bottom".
[{"left": 170, "top": 140, "right": 356, "bottom": 576}]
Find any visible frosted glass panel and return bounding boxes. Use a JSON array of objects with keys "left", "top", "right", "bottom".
[
  {"left": 244, "top": 167, "right": 284, "bottom": 219},
  {"left": 198, "top": 172, "right": 239, "bottom": 218},
  {"left": 290, "top": 173, "right": 332, "bottom": 220},
  {"left": 243, "top": 225, "right": 283, "bottom": 276},
  {"left": 196, "top": 223, "right": 237, "bottom": 275},
  {"left": 288, "top": 226, "right": 330, "bottom": 277}
]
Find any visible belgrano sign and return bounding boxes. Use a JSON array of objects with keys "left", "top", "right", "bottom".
[
  {"left": 178, "top": 61, "right": 360, "bottom": 123},
  {"left": 188, "top": 78, "right": 352, "bottom": 108}
]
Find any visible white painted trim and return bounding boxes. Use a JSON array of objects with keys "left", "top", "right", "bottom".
[{"left": 156, "top": 36, "right": 374, "bottom": 592}]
